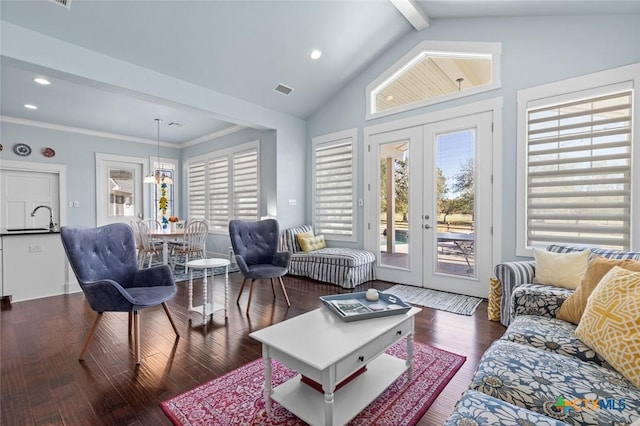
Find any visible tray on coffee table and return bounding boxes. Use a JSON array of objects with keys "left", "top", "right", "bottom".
[{"left": 320, "top": 291, "right": 411, "bottom": 322}]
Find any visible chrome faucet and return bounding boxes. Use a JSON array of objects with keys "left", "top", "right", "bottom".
[{"left": 30, "top": 205, "right": 57, "bottom": 231}]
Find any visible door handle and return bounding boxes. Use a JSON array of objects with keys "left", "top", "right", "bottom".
[{"left": 424, "top": 224, "right": 431, "bottom": 229}]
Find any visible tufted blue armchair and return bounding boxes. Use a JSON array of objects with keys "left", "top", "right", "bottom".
[
  {"left": 61, "top": 223, "right": 179, "bottom": 365},
  {"left": 229, "top": 218, "right": 291, "bottom": 311}
]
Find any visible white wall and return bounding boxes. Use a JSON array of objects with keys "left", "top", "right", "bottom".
[{"left": 306, "top": 14, "right": 640, "bottom": 260}]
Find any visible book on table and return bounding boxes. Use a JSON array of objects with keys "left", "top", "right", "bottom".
[{"left": 331, "top": 299, "right": 372, "bottom": 316}]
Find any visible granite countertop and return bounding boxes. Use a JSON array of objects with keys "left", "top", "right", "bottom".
[{"left": 1, "top": 228, "right": 61, "bottom": 236}]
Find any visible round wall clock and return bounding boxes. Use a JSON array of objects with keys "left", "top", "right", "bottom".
[{"left": 13, "top": 143, "right": 32, "bottom": 156}]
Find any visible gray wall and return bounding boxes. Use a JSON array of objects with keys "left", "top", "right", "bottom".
[{"left": 306, "top": 14, "right": 640, "bottom": 260}]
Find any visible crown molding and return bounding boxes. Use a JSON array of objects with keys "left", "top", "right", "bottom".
[{"left": 1, "top": 115, "right": 179, "bottom": 148}]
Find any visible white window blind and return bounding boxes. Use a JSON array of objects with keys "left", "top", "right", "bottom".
[
  {"left": 208, "top": 157, "right": 229, "bottom": 230},
  {"left": 187, "top": 162, "right": 206, "bottom": 220},
  {"left": 526, "top": 90, "right": 632, "bottom": 249},
  {"left": 314, "top": 139, "right": 354, "bottom": 239},
  {"left": 233, "top": 149, "right": 259, "bottom": 220}
]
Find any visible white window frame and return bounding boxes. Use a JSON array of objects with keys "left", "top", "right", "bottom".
[
  {"left": 366, "top": 40, "right": 501, "bottom": 120},
  {"left": 312, "top": 128, "right": 357, "bottom": 243},
  {"left": 516, "top": 63, "right": 640, "bottom": 257},
  {"left": 185, "top": 140, "right": 260, "bottom": 235}
]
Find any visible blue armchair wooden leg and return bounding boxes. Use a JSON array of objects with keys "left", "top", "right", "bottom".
[
  {"left": 161, "top": 302, "right": 180, "bottom": 337},
  {"left": 279, "top": 277, "right": 290, "bottom": 307},
  {"left": 128, "top": 312, "right": 133, "bottom": 336},
  {"left": 270, "top": 278, "right": 276, "bottom": 298},
  {"left": 246, "top": 279, "right": 256, "bottom": 311},
  {"left": 79, "top": 312, "right": 103, "bottom": 361},
  {"left": 236, "top": 278, "right": 247, "bottom": 304},
  {"left": 133, "top": 311, "right": 140, "bottom": 365}
]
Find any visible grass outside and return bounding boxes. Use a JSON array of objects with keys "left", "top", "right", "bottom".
[{"left": 380, "top": 213, "right": 474, "bottom": 234}]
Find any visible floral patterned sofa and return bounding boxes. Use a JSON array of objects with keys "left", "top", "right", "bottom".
[
  {"left": 280, "top": 225, "right": 375, "bottom": 289},
  {"left": 445, "top": 244, "right": 640, "bottom": 425}
]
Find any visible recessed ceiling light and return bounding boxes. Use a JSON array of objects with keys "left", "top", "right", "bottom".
[
  {"left": 24, "top": 104, "right": 38, "bottom": 110},
  {"left": 33, "top": 77, "right": 51, "bottom": 85},
  {"left": 310, "top": 49, "right": 322, "bottom": 60}
]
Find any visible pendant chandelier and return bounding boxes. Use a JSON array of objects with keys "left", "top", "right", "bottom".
[{"left": 144, "top": 118, "right": 173, "bottom": 184}]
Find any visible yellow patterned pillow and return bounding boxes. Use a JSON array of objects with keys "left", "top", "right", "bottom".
[
  {"left": 488, "top": 277, "right": 502, "bottom": 321},
  {"left": 575, "top": 266, "right": 640, "bottom": 387},
  {"left": 298, "top": 235, "right": 326, "bottom": 252}
]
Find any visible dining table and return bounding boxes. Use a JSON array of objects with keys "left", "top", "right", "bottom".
[{"left": 150, "top": 228, "right": 185, "bottom": 265}]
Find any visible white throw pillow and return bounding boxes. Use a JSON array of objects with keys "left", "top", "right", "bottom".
[{"left": 532, "top": 248, "right": 590, "bottom": 289}]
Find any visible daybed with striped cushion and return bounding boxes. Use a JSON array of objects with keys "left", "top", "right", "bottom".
[{"left": 281, "top": 225, "right": 375, "bottom": 289}]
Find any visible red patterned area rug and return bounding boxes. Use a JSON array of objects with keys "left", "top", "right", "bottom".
[{"left": 160, "top": 340, "right": 466, "bottom": 426}]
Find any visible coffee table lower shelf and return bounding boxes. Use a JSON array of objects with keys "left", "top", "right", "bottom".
[{"left": 272, "top": 353, "right": 407, "bottom": 426}]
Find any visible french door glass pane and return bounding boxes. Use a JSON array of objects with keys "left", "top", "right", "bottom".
[
  {"left": 379, "top": 141, "right": 409, "bottom": 269},
  {"left": 436, "top": 129, "right": 476, "bottom": 278},
  {"left": 108, "top": 167, "right": 135, "bottom": 217}
]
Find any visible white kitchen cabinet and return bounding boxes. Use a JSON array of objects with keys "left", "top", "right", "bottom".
[{"left": 1, "top": 233, "right": 66, "bottom": 303}]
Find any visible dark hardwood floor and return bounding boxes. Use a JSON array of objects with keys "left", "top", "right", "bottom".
[{"left": 0, "top": 273, "right": 505, "bottom": 425}]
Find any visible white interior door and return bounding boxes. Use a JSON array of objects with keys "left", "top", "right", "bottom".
[
  {"left": 96, "top": 154, "right": 146, "bottom": 226},
  {"left": 366, "top": 111, "right": 494, "bottom": 298}
]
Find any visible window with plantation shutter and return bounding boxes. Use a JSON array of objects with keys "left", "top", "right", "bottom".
[
  {"left": 187, "top": 162, "right": 206, "bottom": 220},
  {"left": 185, "top": 140, "right": 260, "bottom": 233},
  {"left": 312, "top": 129, "right": 357, "bottom": 242},
  {"left": 208, "top": 156, "right": 229, "bottom": 230},
  {"left": 233, "top": 149, "right": 259, "bottom": 220},
  {"left": 517, "top": 65, "right": 639, "bottom": 255}
]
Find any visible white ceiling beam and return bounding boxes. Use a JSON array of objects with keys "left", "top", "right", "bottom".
[{"left": 390, "top": 0, "right": 430, "bottom": 31}]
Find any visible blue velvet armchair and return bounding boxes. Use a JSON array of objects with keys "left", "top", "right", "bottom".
[
  {"left": 61, "top": 223, "right": 179, "bottom": 365},
  {"left": 229, "top": 219, "right": 291, "bottom": 311}
]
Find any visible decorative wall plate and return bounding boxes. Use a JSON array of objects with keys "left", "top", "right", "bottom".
[
  {"left": 13, "top": 143, "right": 32, "bottom": 156},
  {"left": 41, "top": 147, "right": 56, "bottom": 158}
]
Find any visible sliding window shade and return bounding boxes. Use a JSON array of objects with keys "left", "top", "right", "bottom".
[
  {"left": 314, "top": 140, "right": 354, "bottom": 238},
  {"left": 208, "top": 157, "right": 229, "bottom": 230},
  {"left": 187, "top": 162, "right": 206, "bottom": 220},
  {"left": 526, "top": 90, "right": 632, "bottom": 249},
  {"left": 232, "top": 149, "right": 259, "bottom": 220}
]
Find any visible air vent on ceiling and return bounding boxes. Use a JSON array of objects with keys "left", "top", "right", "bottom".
[
  {"left": 274, "top": 83, "right": 294, "bottom": 96},
  {"left": 49, "top": 0, "right": 71, "bottom": 9}
]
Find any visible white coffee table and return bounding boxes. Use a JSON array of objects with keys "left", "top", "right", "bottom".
[
  {"left": 250, "top": 305, "right": 421, "bottom": 426},
  {"left": 185, "top": 258, "right": 230, "bottom": 326}
]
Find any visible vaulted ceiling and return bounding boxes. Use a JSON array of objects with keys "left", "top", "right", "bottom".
[{"left": 2, "top": 0, "right": 639, "bottom": 145}]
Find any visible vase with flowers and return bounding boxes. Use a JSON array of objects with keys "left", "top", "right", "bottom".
[{"left": 168, "top": 216, "right": 179, "bottom": 232}]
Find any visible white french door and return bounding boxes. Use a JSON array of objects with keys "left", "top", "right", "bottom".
[
  {"left": 96, "top": 154, "right": 147, "bottom": 226},
  {"left": 365, "top": 111, "right": 494, "bottom": 298}
]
